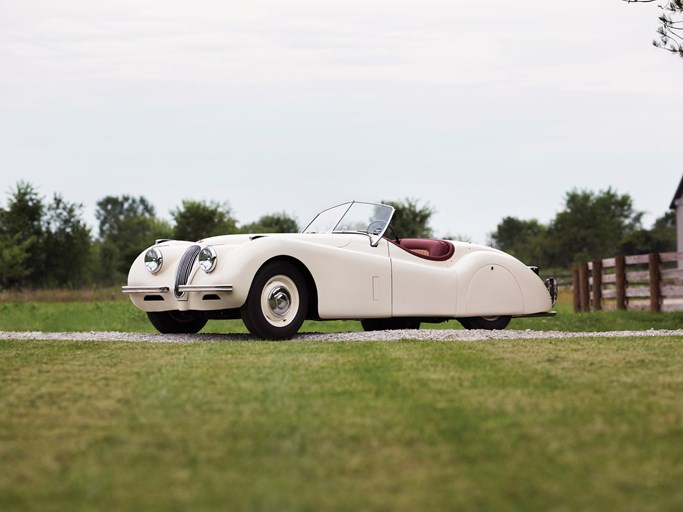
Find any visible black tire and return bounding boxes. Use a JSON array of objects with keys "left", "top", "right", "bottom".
[
  {"left": 361, "top": 318, "right": 421, "bottom": 331},
  {"left": 459, "top": 316, "right": 511, "bottom": 330},
  {"left": 147, "top": 311, "right": 207, "bottom": 334},
  {"left": 241, "top": 261, "right": 308, "bottom": 340}
]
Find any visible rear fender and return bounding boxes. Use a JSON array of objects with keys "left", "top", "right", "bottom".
[{"left": 455, "top": 251, "right": 551, "bottom": 317}]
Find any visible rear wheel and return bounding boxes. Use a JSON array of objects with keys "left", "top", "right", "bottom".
[
  {"left": 241, "top": 261, "right": 308, "bottom": 340},
  {"left": 147, "top": 311, "right": 207, "bottom": 334},
  {"left": 361, "top": 318, "right": 421, "bottom": 331},
  {"left": 459, "top": 316, "right": 511, "bottom": 330}
]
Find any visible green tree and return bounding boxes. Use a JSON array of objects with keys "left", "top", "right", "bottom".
[
  {"left": 0, "top": 233, "right": 33, "bottom": 289},
  {"left": 624, "top": 0, "right": 683, "bottom": 57},
  {"left": 490, "top": 189, "right": 673, "bottom": 270},
  {"left": 242, "top": 212, "right": 299, "bottom": 234},
  {"left": 171, "top": 200, "right": 238, "bottom": 241},
  {"left": 488, "top": 217, "right": 550, "bottom": 267},
  {"left": 548, "top": 188, "right": 643, "bottom": 267},
  {"left": 95, "top": 195, "right": 171, "bottom": 284},
  {"left": 620, "top": 210, "right": 676, "bottom": 254},
  {"left": 651, "top": 210, "right": 677, "bottom": 249},
  {"left": 0, "top": 182, "right": 45, "bottom": 287},
  {"left": 42, "top": 194, "right": 92, "bottom": 288},
  {"left": 382, "top": 198, "right": 434, "bottom": 238},
  {"left": 96, "top": 195, "right": 156, "bottom": 239}
]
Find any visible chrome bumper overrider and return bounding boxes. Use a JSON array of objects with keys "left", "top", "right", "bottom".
[
  {"left": 544, "top": 277, "right": 558, "bottom": 307},
  {"left": 122, "top": 285, "right": 233, "bottom": 294}
]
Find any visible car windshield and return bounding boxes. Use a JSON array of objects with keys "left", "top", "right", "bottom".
[{"left": 302, "top": 201, "right": 395, "bottom": 246}]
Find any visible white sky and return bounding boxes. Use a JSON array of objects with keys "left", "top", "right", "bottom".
[{"left": 1, "top": 0, "right": 682, "bottom": 243}]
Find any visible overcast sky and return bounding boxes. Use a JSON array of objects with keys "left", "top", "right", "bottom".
[{"left": 1, "top": 0, "right": 682, "bottom": 243}]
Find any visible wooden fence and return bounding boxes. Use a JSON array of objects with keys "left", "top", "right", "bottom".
[{"left": 573, "top": 252, "right": 683, "bottom": 312}]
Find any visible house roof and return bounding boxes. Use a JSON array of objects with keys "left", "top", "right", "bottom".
[{"left": 671, "top": 174, "right": 683, "bottom": 209}]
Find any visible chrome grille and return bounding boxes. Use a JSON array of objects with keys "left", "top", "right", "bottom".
[{"left": 175, "top": 244, "right": 201, "bottom": 298}]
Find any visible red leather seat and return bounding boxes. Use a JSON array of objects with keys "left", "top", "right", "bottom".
[{"left": 395, "top": 238, "right": 455, "bottom": 261}]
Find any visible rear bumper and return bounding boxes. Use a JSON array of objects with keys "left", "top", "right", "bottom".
[
  {"left": 513, "top": 311, "right": 557, "bottom": 319},
  {"left": 544, "top": 277, "right": 558, "bottom": 307}
]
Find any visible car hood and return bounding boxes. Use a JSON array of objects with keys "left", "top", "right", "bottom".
[{"left": 198, "top": 232, "right": 353, "bottom": 249}]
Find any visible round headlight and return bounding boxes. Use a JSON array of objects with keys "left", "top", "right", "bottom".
[
  {"left": 144, "top": 248, "right": 163, "bottom": 274},
  {"left": 199, "top": 246, "right": 217, "bottom": 273}
]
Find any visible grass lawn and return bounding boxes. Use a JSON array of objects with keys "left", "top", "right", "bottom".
[
  {"left": 1, "top": 337, "right": 682, "bottom": 511},
  {"left": 1, "top": 296, "right": 683, "bottom": 333}
]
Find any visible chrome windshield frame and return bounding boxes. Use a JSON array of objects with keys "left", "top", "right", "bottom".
[{"left": 302, "top": 201, "right": 395, "bottom": 247}]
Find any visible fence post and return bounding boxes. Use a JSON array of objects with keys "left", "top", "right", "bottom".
[
  {"left": 649, "top": 253, "right": 661, "bottom": 312},
  {"left": 578, "top": 262, "right": 590, "bottom": 312},
  {"left": 615, "top": 255, "right": 627, "bottom": 310},
  {"left": 592, "top": 259, "right": 603, "bottom": 311},
  {"left": 573, "top": 266, "right": 581, "bottom": 312}
]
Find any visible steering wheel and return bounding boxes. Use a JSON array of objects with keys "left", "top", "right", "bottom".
[
  {"left": 367, "top": 220, "right": 386, "bottom": 236},
  {"left": 367, "top": 220, "right": 400, "bottom": 243}
]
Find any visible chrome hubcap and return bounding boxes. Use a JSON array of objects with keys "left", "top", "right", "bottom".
[{"left": 267, "top": 286, "right": 291, "bottom": 316}]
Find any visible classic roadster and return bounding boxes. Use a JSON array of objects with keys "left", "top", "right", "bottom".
[{"left": 123, "top": 201, "right": 556, "bottom": 339}]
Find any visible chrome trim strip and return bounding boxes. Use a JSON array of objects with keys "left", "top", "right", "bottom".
[
  {"left": 122, "top": 286, "right": 170, "bottom": 294},
  {"left": 177, "top": 285, "right": 234, "bottom": 293}
]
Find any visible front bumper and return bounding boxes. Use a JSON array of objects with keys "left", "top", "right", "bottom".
[
  {"left": 122, "top": 285, "right": 234, "bottom": 295},
  {"left": 122, "top": 283, "right": 237, "bottom": 313}
]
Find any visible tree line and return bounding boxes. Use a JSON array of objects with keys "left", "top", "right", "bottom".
[
  {"left": 488, "top": 188, "right": 675, "bottom": 271},
  {"left": 0, "top": 182, "right": 675, "bottom": 290},
  {"left": 0, "top": 182, "right": 300, "bottom": 289}
]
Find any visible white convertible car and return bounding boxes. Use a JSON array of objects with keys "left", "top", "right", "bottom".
[{"left": 123, "top": 201, "right": 556, "bottom": 339}]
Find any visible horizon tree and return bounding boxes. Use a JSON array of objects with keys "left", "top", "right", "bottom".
[
  {"left": 241, "top": 212, "right": 299, "bottom": 234},
  {"left": 547, "top": 188, "right": 643, "bottom": 267},
  {"left": 171, "top": 200, "right": 238, "bottom": 241},
  {"left": 488, "top": 217, "right": 550, "bottom": 268},
  {"left": 42, "top": 194, "right": 93, "bottom": 288},
  {"left": 0, "top": 182, "right": 45, "bottom": 287},
  {"left": 95, "top": 195, "right": 171, "bottom": 283},
  {"left": 382, "top": 198, "right": 435, "bottom": 239}
]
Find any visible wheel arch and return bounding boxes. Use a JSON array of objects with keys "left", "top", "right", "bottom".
[
  {"left": 454, "top": 250, "right": 550, "bottom": 317},
  {"left": 454, "top": 251, "right": 524, "bottom": 317},
  {"left": 253, "top": 255, "right": 320, "bottom": 320}
]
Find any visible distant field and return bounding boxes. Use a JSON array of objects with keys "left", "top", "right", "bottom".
[{"left": 1, "top": 337, "right": 682, "bottom": 512}]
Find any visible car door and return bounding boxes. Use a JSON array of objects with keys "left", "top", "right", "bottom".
[
  {"left": 309, "top": 235, "right": 393, "bottom": 319},
  {"left": 388, "top": 243, "right": 458, "bottom": 317}
]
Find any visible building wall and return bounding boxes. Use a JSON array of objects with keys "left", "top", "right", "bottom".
[{"left": 677, "top": 200, "right": 683, "bottom": 253}]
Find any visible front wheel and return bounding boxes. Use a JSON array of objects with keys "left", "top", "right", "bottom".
[
  {"left": 147, "top": 311, "right": 207, "bottom": 334},
  {"left": 241, "top": 261, "right": 309, "bottom": 339},
  {"left": 459, "top": 316, "right": 511, "bottom": 330}
]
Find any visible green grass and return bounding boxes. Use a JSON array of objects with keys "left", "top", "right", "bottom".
[
  {"left": 1, "top": 300, "right": 683, "bottom": 333},
  {"left": 1, "top": 337, "right": 682, "bottom": 511},
  {"left": 1, "top": 298, "right": 682, "bottom": 510}
]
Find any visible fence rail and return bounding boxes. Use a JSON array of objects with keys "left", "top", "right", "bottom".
[{"left": 573, "top": 252, "right": 683, "bottom": 312}]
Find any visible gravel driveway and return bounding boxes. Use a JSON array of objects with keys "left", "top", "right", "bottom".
[{"left": 1, "top": 329, "right": 683, "bottom": 343}]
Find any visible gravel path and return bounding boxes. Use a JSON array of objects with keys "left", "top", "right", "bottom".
[{"left": 1, "top": 329, "right": 683, "bottom": 343}]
